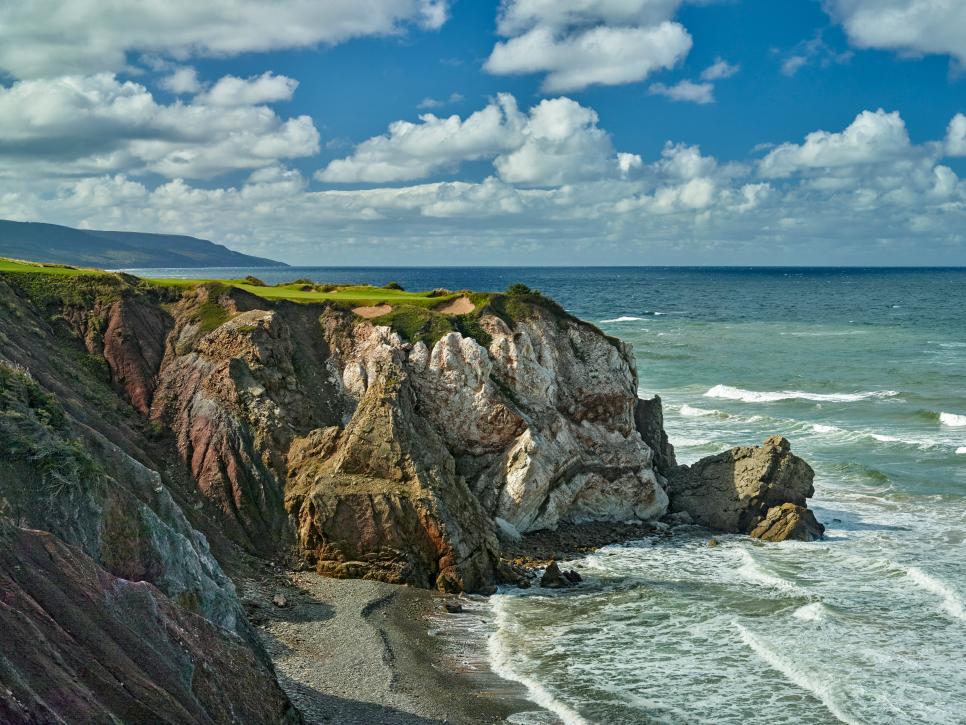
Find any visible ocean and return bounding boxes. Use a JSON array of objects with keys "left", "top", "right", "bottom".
[{"left": 132, "top": 266, "right": 966, "bottom": 724}]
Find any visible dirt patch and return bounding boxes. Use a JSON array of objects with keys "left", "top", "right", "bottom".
[
  {"left": 436, "top": 296, "right": 475, "bottom": 315},
  {"left": 352, "top": 304, "right": 392, "bottom": 318}
]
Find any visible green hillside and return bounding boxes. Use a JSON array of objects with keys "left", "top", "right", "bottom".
[{"left": 0, "top": 220, "right": 285, "bottom": 269}]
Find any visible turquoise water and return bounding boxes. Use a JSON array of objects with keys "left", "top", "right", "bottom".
[{"left": 136, "top": 267, "right": 966, "bottom": 724}]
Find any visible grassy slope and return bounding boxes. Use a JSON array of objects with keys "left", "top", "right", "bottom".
[
  {"left": 0, "top": 258, "right": 456, "bottom": 307},
  {"left": 0, "top": 257, "right": 614, "bottom": 350}
]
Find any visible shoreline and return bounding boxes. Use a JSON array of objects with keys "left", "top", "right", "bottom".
[
  {"left": 244, "top": 522, "right": 675, "bottom": 724},
  {"left": 245, "top": 572, "right": 546, "bottom": 724}
]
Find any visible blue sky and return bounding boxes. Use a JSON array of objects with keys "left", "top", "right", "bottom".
[{"left": 1, "top": 1, "right": 965, "bottom": 265}]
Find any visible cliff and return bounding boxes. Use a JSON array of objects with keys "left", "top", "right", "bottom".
[{"left": 0, "top": 263, "right": 821, "bottom": 721}]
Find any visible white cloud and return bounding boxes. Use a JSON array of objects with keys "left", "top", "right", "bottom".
[
  {"left": 318, "top": 93, "right": 634, "bottom": 186},
  {"left": 778, "top": 32, "right": 853, "bottom": 76},
  {"left": 649, "top": 79, "right": 714, "bottom": 104},
  {"left": 946, "top": 113, "right": 966, "bottom": 156},
  {"left": 825, "top": 0, "right": 966, "bottom": 63},
  {"left": 197, "top": 72, "right": 298, "bottom": 107},
  {"left": 485, "top": 1, "right": 693, "bottom": 91},
  {"left": 0, "top": 0, "right": 450, "bottom": 79},
  {"left": 1, "top": 89, "right": 964, "bottom": 265},
  {"left": 417, "top": 92, "right": 464, "bottom": 110},
  {"left": 0, "top": 73, "right": 319, "bottom": 179},
  {"left": 701, "top": 58, "right": 739, "bottom": 80},
  {"left": 160, "top": 66, "right": 202, "bottom": 94},
  {"left": 759, "top": 109, "right": 913, "bottom": 178}
]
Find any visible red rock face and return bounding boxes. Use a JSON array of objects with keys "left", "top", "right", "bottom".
[
  {"left": 101, "top": 297, "right": 172, "bottom": 415},
  {"left": 0, "top": 520, "right": 301, "bottom": 725}
]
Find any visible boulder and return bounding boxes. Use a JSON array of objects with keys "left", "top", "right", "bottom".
[
  {"left": 539, "top": 561, "right": 571, "bottom": 589},
  {"left": 667, "top": 436, "right": 821, "bottom": 538},
  {"left": 750, "top": 503, "right": 825, "bottom": 542}
]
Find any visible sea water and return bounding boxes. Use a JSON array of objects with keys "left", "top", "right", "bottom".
[{"left": 133, "top": 266, "right": 966, "bottom": 724}]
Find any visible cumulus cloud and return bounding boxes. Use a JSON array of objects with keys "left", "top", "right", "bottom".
[
  {"left": 0, "top": 0, "right": 450, "bottom": 79},
  {"left": 701, "top": 58, "right": 739, "bottom": 80},
  {"left": 485, "top": 0, "right": 693, "bottom": 91},
  {"left": 649, "top": 79, "right": 714, "bottom": 104},
  {"left": 946, "top": 113, "right": 966, "bottom": 156},
  {"left": 759, "top": 109, "right": 913, "bottom": 177},
  {"left": 160, "top": 66, "right": 202, "bottom": 94},
  {"left": 1, "top": 80, "right": 963, "bottom": 264},
  {"left": 0, "top": 73, "right": 319, "bottom": 179},
  {"left": 318, "top": 93, "right": 635, "bottom": 186},
  {"left": 825, "top": 0, "right": 966, "bottom": 63},
  {"left": 197, "top": 72, "right": 298, "bottom": 107}
]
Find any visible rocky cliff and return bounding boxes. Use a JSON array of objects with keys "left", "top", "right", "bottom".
[{"left": 0, "top": 268, "right": 822, "bottom": 722}]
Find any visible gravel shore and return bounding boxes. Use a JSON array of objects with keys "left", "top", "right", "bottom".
[{"left": 246, "top": 572, "right": 544, "bottom": 724}]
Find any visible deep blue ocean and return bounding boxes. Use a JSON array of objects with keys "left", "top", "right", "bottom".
[{"left": 133, "top": 266, "right": 966, "bottom": 724}]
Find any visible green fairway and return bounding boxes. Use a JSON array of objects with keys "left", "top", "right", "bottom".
[
  {"left": 0, "top": 257, "right": 460, "bottom": 307},
  {"left": 0, "top": 258, "right": 100, "bottom": 276}
]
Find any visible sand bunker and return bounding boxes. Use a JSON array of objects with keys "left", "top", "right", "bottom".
[
  {"left": 437, "top": 296, "right": 475, "bottom": 315},
  {"left": 352, "top": 304, "right": 392, "bottom": 318}
]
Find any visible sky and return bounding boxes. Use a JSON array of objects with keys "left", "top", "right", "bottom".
[{"left": 1, "top": 0, "right": 965, "bottom": 266}]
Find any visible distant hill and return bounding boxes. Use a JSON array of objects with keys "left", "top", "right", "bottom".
[{"left": 0, "top": 220, "right": 286, "bottom": 269}]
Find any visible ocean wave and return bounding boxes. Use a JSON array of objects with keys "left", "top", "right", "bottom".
[
  {"left": 957, "top": 447, "right": 966, "bottom": 455},
  {"left": 735, "top": 624, "right": 858, "bottom": 725},
  {"left": 940, "top": 412, "right": 966, "bottom": 427},
  {"left": 680, "top": 404, "right": 722, "bottom": 418},
  {"left": 705, "top": 384, "right": 899, "bottom": 404},
  {"left": 673, "top": 437, "right": 716, "bottom": 448},
  {"left": 791, "top": 602, "right": 827, "bottom": 622},
  {"left": 601, "top": 316, "right": 645, "bottom": 323},
  {"left": 902, "top": 565, "right": 966, "bottom": 622},
  {"left": 736, "top": 550, "right": 809, "bottom": 597},
  {"left": 489, "top": 597, "right": 589, "bottom": 725},
  {"left": 780, "top": 330, "right": 867, "bottom": 337}
]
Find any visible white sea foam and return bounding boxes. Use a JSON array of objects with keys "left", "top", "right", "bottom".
[
  {"left": 810, "top": 423, "right": 840, "bottom": 434},
  {"left": 903, "top": 565, "right": 966, "bottom": 622},
  {"left": 601, "top": 315, "right": 645, "bottom": 323},
  {"left": 735, "top": 624, "right": 858, "bottom": 725},
  {"left": 939, "top": 412, "right": 966, "bottom": 427},
  {"left": 705, "top": 384, "right": 899, "bottom": 404},
  {"left": 488, "top": 597, "right": 589, "bottom": 725},
  {"left": 680, "top": 404, "right": 719, "bottom": 418},
  {"left": 792, "top": 602, "right": 827, "bottom": 622},
  {"left": 673, "top": 437, "right": 715, "bottom": 448},
  {"left": 736, "top": 550, "right": 808, "bottom": 597},
  {"left": 957, "top": 447, "right": 966, "bottom": 455}
]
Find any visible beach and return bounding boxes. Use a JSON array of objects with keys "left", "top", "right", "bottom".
[{"left": 246, "top": 572, "right": 543, "bottom": 724}]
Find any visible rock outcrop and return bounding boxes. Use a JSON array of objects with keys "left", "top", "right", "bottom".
[
  {"left": 634, "top": 394, "right": 677, "bottom": 477},
  {"left": 749, "top": 502, "right": 825, "bottom": 542},
  {"left": 667, "top": 435, "right": 823, "bottom": 541},
  {"left": 0, "top": 519, "right": 300, "bottom": 725}
]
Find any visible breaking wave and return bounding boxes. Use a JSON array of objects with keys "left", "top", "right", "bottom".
[
  {"left": 705, "top": 384, "right": 899, "bottom": 404},
  {"left": 735, "top": 624, "right": 858, "bottom": 725},
  {"left": 939, "top": 412, "right": 966, "bottom": 427}
]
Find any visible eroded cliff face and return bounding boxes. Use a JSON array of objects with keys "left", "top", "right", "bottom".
[
  {"left": 141, "top": 291, "right": 668, "bottom": 590},
  {"left": 1, "top": 274, "right": 669, "bottom": 596}
]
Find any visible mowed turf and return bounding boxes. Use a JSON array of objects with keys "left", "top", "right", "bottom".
[{"left": 0, "top": 257, "right": 456, "bottom": 307}]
